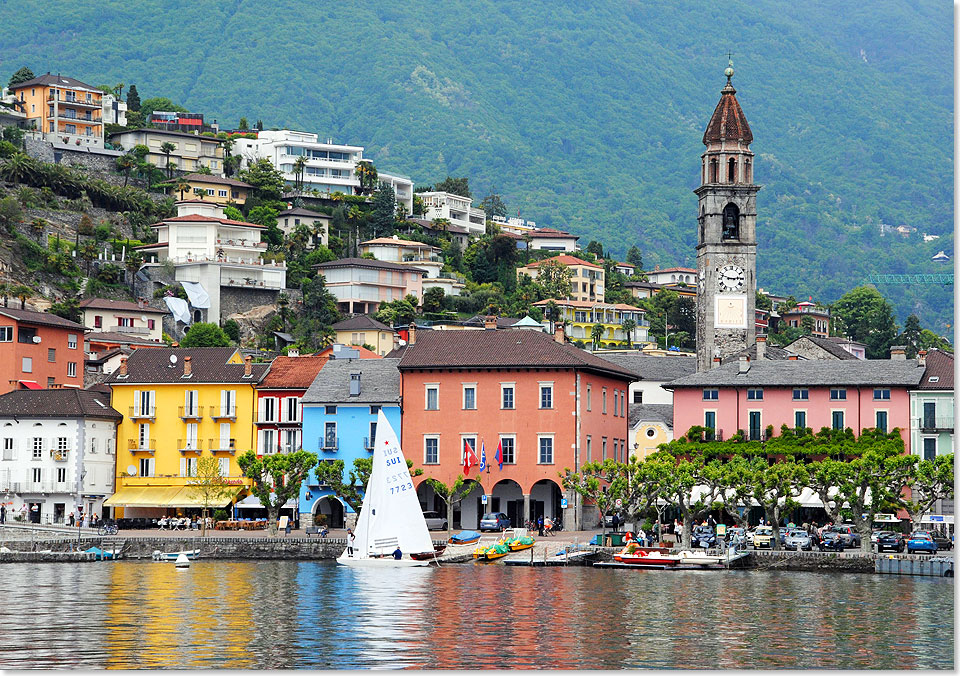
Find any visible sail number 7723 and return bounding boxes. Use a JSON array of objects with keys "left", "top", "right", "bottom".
[{"left": 386, "top": 471, "right": 413, "bottom": 494}]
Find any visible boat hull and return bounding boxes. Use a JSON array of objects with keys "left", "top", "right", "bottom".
[
  {"left": 614, "top": 553, "right": 680, "bottom": 566},
  {"left": 153, "top": 549, "right": 200, "bottom": 561},
  {"left": 336, "top": 552, "right": 432, "bottom": 567},
  {"left": 677, "top": 550, "right": 724, "bottom": 565},
  {"left": 508, "top": 543, "right": 534, "bottom": 552}
]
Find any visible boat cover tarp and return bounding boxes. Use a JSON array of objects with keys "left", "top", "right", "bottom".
[{"left": 450, "top": 530, "right": 481, "bottom": 543}]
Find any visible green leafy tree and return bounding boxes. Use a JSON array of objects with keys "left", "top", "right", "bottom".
[
  {"left": 238, "top": 117, "right": 249, "bottom": 130},
  {"left": 140, "top": 97, "right": 187, "bottom": 119},
  {"left": 237, "top": 450, "right": 318, "bottom": 535},
  {"left": 646, "top": 450, "right": 723, "bottom": 549},
  {"left": 434, "top": 176, "right": 471, "bottom": 198},
  {"left": 293, "top": 273, "right": 341, "bottom": 350},
  {"left": 479, "top": 192, "right": 507, "bottom": 219},
  {"left": 832, "top": 286, "right": 899, "bottom": 359},
  {"left": 626, "top": 245, "right": 643, "bottom": 269},
  {"left": 369, "top": 183, "right": 396, "bottom": 235},
  {"left": 8, "top": 66, "right": 35, "bottom": 88},
  {"left": 422, "top": 286, "right": 445, "bottom": 314},
  {"left": 590, "top": 322, "right": 605, "bottom": 349},
  {"left": 425, "top": 475, "right": 478, "bottom": 537},
  {"left": 222, "top": 319, "right": 241, "bottom": 343},
  {"left": 732, "top": 456, "right": 807, "bottom": 550},
  {"left": 755, "top": 290, "right": 773, "bottom": 311},
  {"left": 241, "top": 158, "right": 286, "bottom": 201},
  {"left": 898, "top": 314, "right": 923, "bottom": 358},
  {"left": 126, "top": 85, "right": 141, "bottom": 112},
  {"left": 901, "top": 454, "right": 953, "bottom": 531},
  {"left": 187, "top": 456, "right": 237, "bottom": 536},
  {"left": 585, "top": 240, "right": 604, "bottom": 258},
  {"left": 314, "top": 456, "right": 422, "bottom": 513},
  {"left": 180, "top": 322, "right": 232, "bottom": 347},
  {"left": 561, "top": 458, "right": 624, "bottom": 535},
  {"left": 0, "top": 197, "right": 23, "bottom": 233},
  {"left": 375, "top": 295, "right": 418, "bottom": 326},
  {"left": 223, "top": 205, "right": 244, "bottom": 221},
  {"left": 534, "top": 258, "right": 573, "bottom": 300}
]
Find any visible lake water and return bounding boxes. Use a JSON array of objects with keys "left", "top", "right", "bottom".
[{"left": 0, "top": 561, "right": 952, "bottom": 669}]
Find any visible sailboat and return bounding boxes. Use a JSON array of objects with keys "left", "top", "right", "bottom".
[{"left": 337, "top": 410, "right": 437, "bottom": 567}]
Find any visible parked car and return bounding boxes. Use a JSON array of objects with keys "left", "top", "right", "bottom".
[
  {"left": 422, "top": 511, "right": 448, "bottom": 531},
  {"left": 753, "top": 526, "right": 775, "bottom": 549},
  {"left": 927, "top": 530, "right": 953, "bottom": 551},
  {"left": 826, "top": 524, "right": 862, "bottom": 548},
  {"left": 784, "top": 529, "right": 812, "bottom": 551},
  {"left": 692, "top": 525, "right": 717, "bottom": 548},
  {"left": 817, "top": 531, "right": 846, "bottom": 551},
  {"left": 907, "top": 531, "right": 938, "bottom": 555},
  {"left": 875, "top": 531, "right": 905, "bottom": 553},
  {"left": 479, "top": 512, "right": 511, "bottom": 532}
]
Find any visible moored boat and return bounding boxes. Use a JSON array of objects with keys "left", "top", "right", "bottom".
[
  {"left": 152, "top": 549, "right": 200, "bottom": 562},
  {"left": 449, "top": 530, "right": 482, "bottom": 545},
  {"left": 613, "top": 543, "right": 680, "bottom": 566},
  {"left": 482, "top": 543, "right": 511, "bottom": 561},
  {"left": 677, "top": 549, "right": 724, "bottom": 565},
  {"left": 411, "top": 544, "right": 446, "bottom": 561}
]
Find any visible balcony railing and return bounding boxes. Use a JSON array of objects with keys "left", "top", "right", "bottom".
[
  {"left": 210, "top": 407, "right": 237, "bottom": 421},
  {"left": 916, "top": 417, "right": 954, "bottom": 432},
  {"left": 21, "top": 480, "right": 78, "bottom": 494},
  {"left": 111, "top": 325, "right": 150, "bottom": 335},
  {"left": 129, "top": 406, "right": 156, "bottom": 420},
  {"left": 209, "top": 439, "right": 237, "bottom": 454},
  {"left": 363, "top": 436, "right": 375, "bottom": 450},
  {"left": 50, "top": 448, "right": 70, "bottom": 462},
  {"left": 179, "top": 406, "right": 204, "bottom": 420},
  {"left": 320, "top": 436, "right": 339, "bottom": 452},
  {"left": 178, "top": 439, "right": 203, "bottom": 453},
  {"left": 48, "top": 93, "right": 101, "bottom": 108},
  {"left": 128, "top": 439, "right": 156, "bottom": 453}
]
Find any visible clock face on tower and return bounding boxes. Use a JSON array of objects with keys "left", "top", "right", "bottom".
[{"left": 717, "top": 264, "right": 745, "bottom": 292}]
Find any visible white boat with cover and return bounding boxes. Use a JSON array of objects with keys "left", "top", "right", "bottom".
[{"left": 337, "top": 410, "right": 436, "bottom": 567}]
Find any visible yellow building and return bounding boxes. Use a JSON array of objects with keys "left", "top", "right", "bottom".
[
  {"left": 10, "top": 73, "right": 104, "bottom": 148},
  {"left": 170, "top": 173, "right": 253, "bottom": 205},
  {"left": 629, "top": 404, "right": 674, "bottom": 460},
  {"left": 330, "top": 316, "right": 396, "bottom": 355},
  {"left": 104, "top": 347, "right": 268, "bottom": 518},
  {"left": 534, "top": 299, "right": 650, "bottom": 347},
  {"left": 517, "top": 255, "right": 605, "bottom": 302}
]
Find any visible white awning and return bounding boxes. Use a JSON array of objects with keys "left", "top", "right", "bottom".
[
  {"left": 235, "top": 494, "right": 298, "bottom": 510},
  {"left": 164, "top": 296, "right": 191, "bottom": 324},
  {"left": 180, "top": 281, "right": 210, "bottom": 309}
]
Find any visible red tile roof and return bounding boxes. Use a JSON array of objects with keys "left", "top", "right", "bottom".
[
  {"left": 79, "top": 298, "right": 168, "bottom": 314},
  {"left": 259, "top": 355, "right": 328, "bottom": 389},
  {"left": 703, "top": 82, "right": 753, "bottom": 145},
  {"left": 0, "top": 307, "right": 86, "bottom": 330},
  {"left": 315, "top": 345, "right": 381, "bottom": 360},
  {"left": 919, "top": 349, "right": 953, "bottom": 390},
  {"left": 523, "top": 255, "right": 601, "bottom": 269}
]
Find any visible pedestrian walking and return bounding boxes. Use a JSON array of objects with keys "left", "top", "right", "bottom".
[
  {"left": 612, "top": 513, "right": 620, "bottom": 532},
  {"left": 0, "top": 503, "right": 5, "bottom": 525},
  {"left": 653, "top": 520, "right": 661, "bottom": 543},
  {"left": 537, "top": 515, "right": 544, "bottom": 537},
  {"left": 346, "top": 528, "right": 355, "bottom": 556}
]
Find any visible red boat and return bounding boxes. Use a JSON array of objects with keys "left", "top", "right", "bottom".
[{"left": 613, "top": 544, "right": 680, "bottom": 567}]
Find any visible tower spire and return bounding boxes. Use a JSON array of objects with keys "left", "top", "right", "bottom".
[{"left": 724, "top": 54, "right": 735, "bottom": 84}]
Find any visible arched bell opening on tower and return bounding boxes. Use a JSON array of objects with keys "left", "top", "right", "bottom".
[
  {"left": 722, "top": 203, "right": 740, "bottom": 240},
  {"left": 728, "top": 158, "right": 737, "bottom": 183}
]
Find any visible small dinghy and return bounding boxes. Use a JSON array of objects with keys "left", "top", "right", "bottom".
[
  {"left": 449, "top": 530, "right": 482, "bottom": 545},
  {"left": 153, "top": 549, "right": 200, "bottom": 562}
]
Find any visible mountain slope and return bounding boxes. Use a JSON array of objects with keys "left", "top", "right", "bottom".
[{"left": 0, "top": 0, "right": 952, "bottom": 330}]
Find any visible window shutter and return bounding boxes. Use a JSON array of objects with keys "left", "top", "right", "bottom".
[
  {"left": 230, "top": 390, "right": 236, "bottom": 414},
  {"left": 133, "top": 390, "right": 141, "bottom": 415},
  {"left": 219, "top": 457, "right": 230, "bottom": 476},
  {"left": 220, "top": 389, "right": 228, "bottom": 413},
  {"left": 180, "top": 457, "right": 186, "bottom": 477}
]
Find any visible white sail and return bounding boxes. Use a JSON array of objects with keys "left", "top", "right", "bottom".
[{"left": 342, "top": 410, "right": 434, "bottom": 562}]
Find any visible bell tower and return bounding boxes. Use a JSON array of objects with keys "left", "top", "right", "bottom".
[{"left": 695, "top": 59, "right": 760, "bottom": 372}]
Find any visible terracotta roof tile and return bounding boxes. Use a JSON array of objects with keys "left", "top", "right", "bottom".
[
  {"left": 918, "top": 349, "right": 953, "bottom": 390},
  {"left": 703, "top": 83, "right": 753, "bottom": 145},
  {"left": 79, "top": 298, "right": 168, "bottom": 314},
  {"left": 0, "top": 307, "right": 86, "bottom": 331},
  {"left": 524, "top": 255, "right": 600, "bottom": 269},
  {"left": 259, "top": 355, "right": 328, "bottom": 389}
]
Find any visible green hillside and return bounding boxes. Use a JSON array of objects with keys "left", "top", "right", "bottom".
[{"left": 0, "top": 0, "right": 952, "bottom": 331}]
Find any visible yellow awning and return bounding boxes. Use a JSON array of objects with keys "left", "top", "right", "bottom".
[{"left": 104, "top": 486, "right": 239, "bottom": 508}]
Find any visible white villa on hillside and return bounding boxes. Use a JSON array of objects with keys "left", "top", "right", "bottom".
[
  {"left": 418, "top": 191, "right": 486, "bottom": 235},
  {"left": 360, "top": 235, "right": 464, "bottom": 297}
]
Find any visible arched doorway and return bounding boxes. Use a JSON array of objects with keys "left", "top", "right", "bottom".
[
  {"left": 530, "top": 479, "right": 563, "bottom": 524},
  {"left": 416, "top": 480, "right": 445, "bottom": 514},
  {"left": 491, "top": 479, "right": 524, "bottom": 527},
  {"left": 314, "top": 496, "right": 345, "bottom": 529}
]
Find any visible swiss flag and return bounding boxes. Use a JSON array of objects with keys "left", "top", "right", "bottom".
[{"left": 463, "top": 440, "right": 478, "bottom": 476}]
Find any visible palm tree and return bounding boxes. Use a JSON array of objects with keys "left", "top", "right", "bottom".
[
  {"left": 354, "top": 160, "right": 378, "bottom": 196},
  {"left": 0, "top": 152, "right": 39, "bottom": 186},
  {"left": 591, "top": 323, "right": 605, "bottom": 350},
  {"left": 11, "top": 285, "right": 32, "bottom": 309},
  {"left": 160, "top": 142, "right": 176, "bottom": 178},
  {"left": 293, "top": 156, "right": 307, "bottom": 192},
  {"left": 174, "top": 178, "right": 191, "bottom": 200},
  {"left": 166, "top": 161, "right": 177, "bottom": 181},
  {"left": 621, "top": 318, "right": 637, "bottom": 348},
  {"left": 116, "top": 154, "right": 135, "bottom": 187}
]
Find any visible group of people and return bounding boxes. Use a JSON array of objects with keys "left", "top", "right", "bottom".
[{"left": 158, "top": 516, "right": 210, "bottom": 531}]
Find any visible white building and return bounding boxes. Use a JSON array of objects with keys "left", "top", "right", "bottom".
[
  {"left": 526, "top": 227, "right": 579, "bottom": 252},
  {"left": 596, "top": 353, "right": 697, "bottom": 407},
  {"left": 235, "top": 129, "right": 414, "bottom": 214},
  {"left": 360, "top": 235, "right": 465, "bottom": 296},
  {"left": 138, "top": 201, "right": 286, "bottom": 321},
  {"left": 102, "top": 93, "right": 127, "bottom": 126},
  {"left": 644, "top": 266, "right": 697, "bottom": 286},
  {"left": 79, "top": 298, "right": 167, "bottom": 343},
  {"left": 0, "top": 388, "right": 121, "bottom": 525},
  {"left": 418, "top": 191, "right": 486, "bottom": 236}
]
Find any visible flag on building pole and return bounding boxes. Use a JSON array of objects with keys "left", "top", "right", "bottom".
[
  {"left": 478, "top": 441, "right": 487, "bottom": 473},
  {"left": 495, "top": 439, "right": 503, "bottom": 471},
  {"left": 463, "top": 439, "right": 476, "bottom": 476}
]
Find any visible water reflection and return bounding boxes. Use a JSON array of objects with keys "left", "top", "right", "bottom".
[{"left": 0, "top": 562, "right": 952, "bottom": 669}]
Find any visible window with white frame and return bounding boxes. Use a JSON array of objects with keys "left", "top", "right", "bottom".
[
  {"left": 875, "top": 410, "right": 888, "bottom": 433},
  {"left": 282, "top": 429, "right": 298, "bottom": 453},
  {"left": 67, "top": 362, "right": 77, "bottom": 378},
  {"left": 500, "top": 435, "right": 516, "bottom": 464},
  {"left": 284, "top": 396, "right": 301, "bottom": 422},
  {"left": 138, "top": 423, "right": 150, "bottom": 448},
  {"left": 463, "top": 384, "right": 477, "bottom": 410},
  {"left": 426, "top": 384, "right": 439, "bottom": 411},
  {"left": 221, "top": 390, "right": 236, "bottom": 416},
  {"left": 184, "top": 390, "right": 199, "bottom": 416},
  {"left": 424, "top": 436, "right": 439, "bottom": 464},
  {"left": 139, "top": 457, "right": 154, "bottom": 477},
  {"left": 538, "top": 436, "right": 554, "bottom": 464},
  {"left": 2, "top": 437, "right": 13, "bottom": 461},
  {"left": 540, "top": 383, "right": 553, "bottom": 409},
  {"left": 873, "top": 389, "right": 891, "bottom": 401},
  {"left": 32, "top": 467, "right": 42, "bottom": 482},
  {"left": 56, "top": 467, "right": 67, "bottom": 484},
  {"left": 57, "top": 437, "right": 68, "bottom": 452},
  {"left": 32, "top": 437, "right": 43, "bottom": 459},
  {"left": 0, "top": 326, "right": 12, "bottom": 342},
  {"left": 501, "top": 383, "right": 515, "bottom": 409},
  {"left": 67, "top": 334, "right": 77, "bottom": 349},
  {"left": 260, "top": 428, "right": 277, "bottom": 455},
  {"left": 218, "top": 457, "right": 230, "bottom": 476},
  {"left": 219, "top": 423, "right": 232, "bottom": 449},
  {"left": 182, "top": 456, "right": 198, "bottom": 477},
  {"left": 323, "top": 422, "right": 337, "bottom": 449},
  {"left": 22, "top": 357, "right": 32, "bottom": 373}
]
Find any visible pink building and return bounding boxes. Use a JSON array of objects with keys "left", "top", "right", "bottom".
[
  {"left": 666, "top": 356, "right": 924, "bottom": 447},
  {"left": 313, "top": 258, "right": 425, "bottom": 314}
]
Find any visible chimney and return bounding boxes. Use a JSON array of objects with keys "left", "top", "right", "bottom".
[
  {"left": 244, "top": 354, "right": 252, "bottom": 376},
  {"left": 288, "top": 349, "right": 299, "bottom": 358},
  {"left": 137, "top": 298, "right": 145, "bottom": 309},
  {"left": 554, "top": 323, "right": 565, "bottom": 343},
  {"left": 484, "top": 315, "right": 497, "bottom": 330},
  {"left": 918, "top": 349, "right": 927, "bottom": 367},
  {"left": 183, "top": 356, "right": 192, "bottom": 377},
  {"left": 408, "top": 323, "right": 416, "bottom": 346},
  {"left": 738, "top": 355, "right": 750, "bottom": 374},
  {"left": 788, "top": 355, "right": 799, "bottom": 361},
  {"left": 755, "top": 335, "right": 766, "bottom": 360},
  {"left": 712, "top": 356, "right": 722, "bottom": 369},
  {"left": 890, "top": 345, "right": 907, "bottom": 361},
  {"left": 119, "top": 356, "right": 128, "bottom": 377}
]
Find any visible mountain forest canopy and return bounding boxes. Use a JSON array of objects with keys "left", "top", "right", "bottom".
[{"left": 0, "top": 0, "right": 951, "bottom": 331}]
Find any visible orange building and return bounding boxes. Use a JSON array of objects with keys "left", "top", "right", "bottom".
[
  {"left": 9, "top": 73, "right": 104, "bottom": 148},
  {"left": 397, "top": 326, "right": 633, "bottom": 530},
  {"left": 0, "top": 308, "right": 86, "bottom": 394}
]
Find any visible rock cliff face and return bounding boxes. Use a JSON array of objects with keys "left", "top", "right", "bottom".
[{"left": 226, "top": 303, "right": 278, "bottom": 343}]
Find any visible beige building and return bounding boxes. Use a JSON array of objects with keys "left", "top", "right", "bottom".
[
  {"left": 518, "top": 255, "right": 605, "bottom": 302},
  {"left": 108, "top": 128, "right": 224, "bottom": 175},
  {"left": 10, "top": 73, "right": 104, "bottom": 148},
  {"left": 330, "top": 316, "right": 396, "bottom": 355},
  {"left": 278, "top": 208, "right": 329, "bottom": 247},
  {"left": 78, "top": 298, "right": 167, "bottom": 343},
  {"left": 629, "top": 405, "right": 674, "bottom": 460},
  {"left": 171, "top": 174, "right": 252, "bottom": 205}
]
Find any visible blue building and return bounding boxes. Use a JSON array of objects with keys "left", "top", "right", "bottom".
[{"left": 300, "top": 355, "right": 401, "bottom": 528}]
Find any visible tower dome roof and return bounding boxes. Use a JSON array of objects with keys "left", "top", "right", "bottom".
[{"left": 702, "top": 82, "right": 753, "bottom": 145}]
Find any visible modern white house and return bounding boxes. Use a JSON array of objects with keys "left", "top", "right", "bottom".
[
  {"left": 101, "top": 93, "right": 127, "bottom": 126},
  {"left": 0, "top": 388, "right": 121, "bottom": 526},
  {"left": 418, "top": 191, "right": 486, "bottom": 235},
  {"left": 526, "top": 228, "right": 580, "bottom": 252},
  {"left": 360, "top": 236, "right": 466, "bottom": 297},
  {"left": 234, "top": 129, "right": 414, "bottom": 214},
  {"left": 137, "top": 201, "right": 286, "bottom": 322}
]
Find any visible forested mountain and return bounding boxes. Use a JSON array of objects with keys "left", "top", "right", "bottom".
[{"left": 0, "top": 0, "right": 952, "bottom": 331}]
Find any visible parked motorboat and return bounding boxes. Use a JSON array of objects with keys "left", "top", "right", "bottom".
[
  {"left": 676, "top": 550, "right": 724, "bottom": 565},
  {"left": 613, "top": 543, "right": 680, "bottom": 567},
  {"left": 153, "top": 549, "right": 200, "bottom": 562}
]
